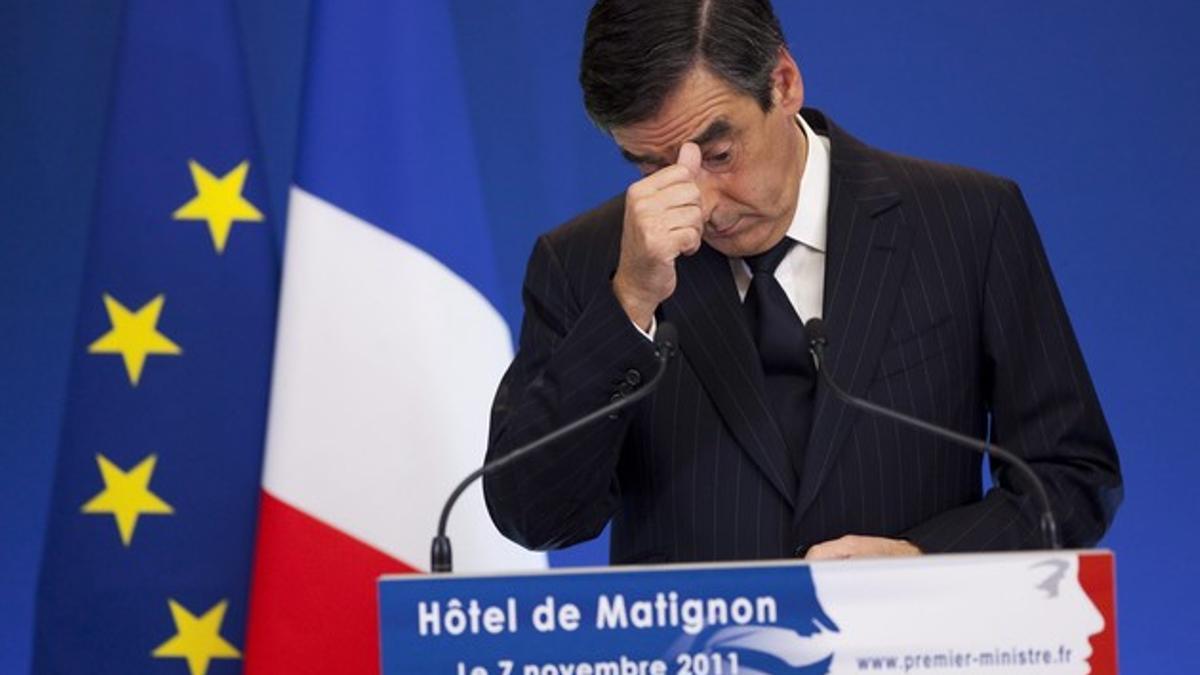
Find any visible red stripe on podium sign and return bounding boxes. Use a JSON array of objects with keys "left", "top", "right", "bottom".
[
  {"left": 1079, "top": 551, "right": 1118, "bottom": 674},
  {"left": 245, "top": 490, "right": 416, "bottom": 675}
]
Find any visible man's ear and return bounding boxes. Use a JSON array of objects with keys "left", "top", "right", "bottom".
[{"left": 772, "top": 48, "right": 804, "bottom": 114}]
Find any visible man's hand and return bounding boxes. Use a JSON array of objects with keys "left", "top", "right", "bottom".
[
  {"left": 804, "top": 535, "right": 922, "bottom": 561},
  {"left": 613, "top": 142, "right": 705, "bottom": 330}
]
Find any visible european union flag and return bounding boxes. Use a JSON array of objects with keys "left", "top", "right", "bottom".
[{"left": 33, "top": 3, "right": 277, "bottom": 673}]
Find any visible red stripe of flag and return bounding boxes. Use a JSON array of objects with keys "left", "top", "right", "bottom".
[{"left": 245, "top": 490, "right": 416, "bottom": 674}]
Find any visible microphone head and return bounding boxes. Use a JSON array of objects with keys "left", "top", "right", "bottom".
[
  {"left": 804, "top": 317, "right": 828, "bottom": 347},
  {"left": 804, "top": 318, "right": 828, "bottom": 369},
  {"left": 654, "top": 321, "right": 679, "bottom": 358}
]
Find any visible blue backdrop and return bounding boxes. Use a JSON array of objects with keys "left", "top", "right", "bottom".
[{"left": 2, "top": 1, "right": 1197, "bottom": 671}]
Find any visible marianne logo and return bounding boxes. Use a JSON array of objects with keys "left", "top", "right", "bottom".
[{"left": 664, "top": 557, "right": 1105, "bottom": 674}]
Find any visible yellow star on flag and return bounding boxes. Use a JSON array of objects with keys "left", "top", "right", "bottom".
[
  {"left": 80, "top": 453, "right": 173, "bottom": 546},
  {"left": 87, "top": 293, "right": 182, "bottom": 386},
  {"left": 172, "top": 159, "right": 264, "bottom": 254},
  {"left": 152, "top": 599, "right": 242, "bottom": 675}
]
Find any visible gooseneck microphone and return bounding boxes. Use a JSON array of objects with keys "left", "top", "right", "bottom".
[
  {"left": 803, "top": 318, "right": 1061, "bottom": 550},
  {"left": 430, "top": 322, "right": 680, "bottom": 573}
]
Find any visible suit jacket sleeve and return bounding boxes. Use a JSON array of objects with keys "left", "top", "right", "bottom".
[
  {"left": 483, "top": 233, "right": 661, "bottom": 550},
  {"left": 903, "top": 180, "right": 1123, "bottom": 552}
]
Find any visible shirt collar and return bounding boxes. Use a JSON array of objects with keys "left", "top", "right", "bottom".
[{"left": 788, "top": 113, "right": 830, "bottom": 253}]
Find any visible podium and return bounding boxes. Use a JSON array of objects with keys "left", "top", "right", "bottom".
[{"left": 379, "top": 550, "right": 1116, "bottom": 674}]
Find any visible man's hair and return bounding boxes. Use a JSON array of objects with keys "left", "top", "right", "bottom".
[{"left": 580, "top": 0, "right": 787, "bottom": 132}]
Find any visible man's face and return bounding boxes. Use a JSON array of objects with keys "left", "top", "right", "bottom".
[{"left": 611, "top": 57, "right": 806, "bottom": 258}]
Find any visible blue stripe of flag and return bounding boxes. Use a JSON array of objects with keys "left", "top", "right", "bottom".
[{"left": 294, "top": 1, "right": 504, "bottom": 308}]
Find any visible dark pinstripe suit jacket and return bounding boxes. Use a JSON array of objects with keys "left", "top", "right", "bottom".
[{"left": 483, "top": 109, "right": 1122, "bottom": 563}]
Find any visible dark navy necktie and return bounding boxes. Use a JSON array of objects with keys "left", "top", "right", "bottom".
[{"left": 743, "top": 237, "right": 817, "bottom": 479}]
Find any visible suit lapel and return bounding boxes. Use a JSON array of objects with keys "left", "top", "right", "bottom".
[
  {"left": 793, "top": 112, "right": 913, "bottom": 523},
  {"left": 661, "top": 244, "right": 796, "bottom": 507}
]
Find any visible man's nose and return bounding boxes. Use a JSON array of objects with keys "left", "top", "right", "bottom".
[{"left": 694, "top": 170, "right": 719, "bottom": 223}]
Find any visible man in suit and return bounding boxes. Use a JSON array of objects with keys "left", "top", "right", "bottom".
[{"left": 483, "top": 0, "right": 1121, "bottom": 563}]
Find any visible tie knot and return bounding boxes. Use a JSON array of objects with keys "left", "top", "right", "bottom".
[{"left": 743, "top": 237, "right": 796, "bottom": 276}]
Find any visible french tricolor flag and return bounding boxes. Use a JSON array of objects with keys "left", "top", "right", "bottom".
[{"left": 245, "top": 4, "right": 545, "bottom": 672}]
